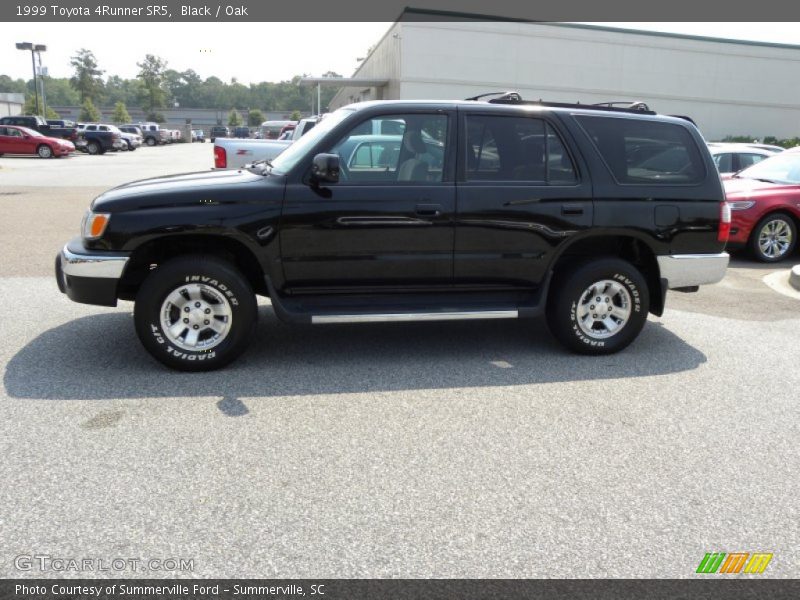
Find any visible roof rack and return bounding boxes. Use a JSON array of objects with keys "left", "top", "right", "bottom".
[{"left": 465, "top": 91, "right": 655, "bottom": 115}]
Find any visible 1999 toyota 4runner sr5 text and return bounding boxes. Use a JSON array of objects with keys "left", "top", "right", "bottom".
[{"left": 56, "top": 94, "right": 729, "bottom": 371}]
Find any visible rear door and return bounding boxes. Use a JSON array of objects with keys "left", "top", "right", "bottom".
[{"left": 454, "top": 109, "right": 593, "bottom": 288}]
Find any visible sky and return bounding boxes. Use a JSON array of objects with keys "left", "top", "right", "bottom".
[{"left": 1, "top": 22, "right": 799, "bottom": 84}]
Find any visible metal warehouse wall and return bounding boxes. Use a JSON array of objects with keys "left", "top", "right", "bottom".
[{"left": 335, "top": 20, "right": 800, "bottom": 141}]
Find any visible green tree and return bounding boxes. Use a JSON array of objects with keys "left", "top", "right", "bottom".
[
  {"left": 111, "top": 101, "right": 131, "bottom": 124},
  {"left": 79, "top": 98, "right": 101, "bottom": 122},
  {"left": 136, "top": 54, "right": 168, "bottom": 113},
  {"left": 22, "top": 95, "right": 59, "bottom": 119},
  {"left": 290, "top": 110, "right": 301, "bottom": 121},
  {"left": 248, "top": 109, "right": 264, "bottom": 126},
  {"left": 228, "top": 108, "right": 242, "bottom": 127},
  {"left": 69, "top": 49, "right": 104, "bottom": 102}
]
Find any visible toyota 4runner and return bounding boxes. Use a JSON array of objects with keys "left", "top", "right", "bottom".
[{"left": 55, "top": 94, "right": 729, "bottom": 371}]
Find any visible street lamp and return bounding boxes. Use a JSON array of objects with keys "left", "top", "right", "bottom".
[{"left": 15, "top": 42, "right": 47, "bottom": 115}]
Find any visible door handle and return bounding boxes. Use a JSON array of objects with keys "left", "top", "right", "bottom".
[
  {"left": 416, "top": 203, "right": 442, "bottom": 217},
  {"left": 561, "top": 203, "right": 584, "bottom": 216}
]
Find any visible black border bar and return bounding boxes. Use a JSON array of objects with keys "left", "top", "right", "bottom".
[
  {"left": 3, "top": 1, "right": 800, "bottom": 22},
  {"left": 3, "top": 580, "right": 800, "bottom": 600}
]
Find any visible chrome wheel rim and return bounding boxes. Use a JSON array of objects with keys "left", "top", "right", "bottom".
[
  {"left": 159, "top": 283, "right": 232, "bottom": 351},
  {"left": 576, "top": 279, "right": 632, "bottom": 339},
  {"left": 39, "top": 146, "right": 51, "bottom": 158},
  {"left": 758, "top": 219, "right": 793, "bottom": 259}
]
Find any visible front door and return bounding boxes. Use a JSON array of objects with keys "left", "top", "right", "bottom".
[{"left": 280, "top": 111, "right": 456, "bottom": 290}]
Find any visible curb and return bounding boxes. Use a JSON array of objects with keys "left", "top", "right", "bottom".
[{"left": 790, "top": 265, "right": 800, "bottom": 292}]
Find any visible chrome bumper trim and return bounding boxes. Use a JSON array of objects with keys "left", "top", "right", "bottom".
[
  {"left": 312, "top": 310, "right": 518, "bottom": 324},
  {"left": 60, "top": 243, "right": 129, "bottom": 279},
  {"left": 657, "top": 252, "right": 729, "bottom": 289}
]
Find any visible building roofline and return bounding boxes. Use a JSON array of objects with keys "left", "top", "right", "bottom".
[{"left": 400, "top": 8, "right": 800, "bottom": 52}]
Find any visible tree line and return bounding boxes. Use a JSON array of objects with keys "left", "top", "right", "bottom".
[{"left": 1, "top": 48, "right": 343, "bottom": 123}]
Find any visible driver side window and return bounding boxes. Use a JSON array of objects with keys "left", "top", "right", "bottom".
[{"left": 328, "top": 114, "right": 448, "bottom": 184}]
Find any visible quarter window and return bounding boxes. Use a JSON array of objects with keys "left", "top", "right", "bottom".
[{"left": 577, "top": 116, "right": 705, "bottom": 184}]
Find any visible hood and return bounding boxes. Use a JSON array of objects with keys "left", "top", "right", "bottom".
[
  {"left": 91, "top": 168, "right": 277, "bottom": 212},
  {"left": 723, "top": 177, "right": 800, "bottom": 198}
]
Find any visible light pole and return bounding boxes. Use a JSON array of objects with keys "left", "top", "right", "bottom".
[
  {"left": 36, "top": 45, "right": 47, "bottom": 117},
  {"left": 16, "top": 42, "right": 47, "bottom": 115}
]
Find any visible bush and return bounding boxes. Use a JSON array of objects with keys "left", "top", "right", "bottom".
[{"left": 79, "top": 98, "right": 101, "bottom": 122}]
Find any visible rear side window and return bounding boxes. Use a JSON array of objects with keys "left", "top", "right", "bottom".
[
  {"left": 576, "top": 116, "right": 705, "bottom": 184},
  {"left": 465, "top": 115, "right": 577, "bottom": 184},
  {"left": 713, "top": 153, "right": 733, "bottom": 172}
]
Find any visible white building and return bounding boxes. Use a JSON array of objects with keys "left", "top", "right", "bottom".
[
  {"left": 0, "top": 93, "right": 24, "bottom": 118},
  {"left": 329, "top": 13, "right": 800, "bottom": 141}
]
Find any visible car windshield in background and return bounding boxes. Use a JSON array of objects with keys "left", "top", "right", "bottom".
[
  {"left": 736, "top": 153, "right": 800, "bottom": 184},
  {"left": 270, "top": 109, "right": 354, "bottom": 174}
]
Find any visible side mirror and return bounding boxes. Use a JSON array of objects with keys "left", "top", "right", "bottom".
[{"left": 311, "top": 153, "right": 340, "bottom": 184}]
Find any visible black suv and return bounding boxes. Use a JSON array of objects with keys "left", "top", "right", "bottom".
[{"left": 56, "top": 95, "right": 729, "bottom": 371}]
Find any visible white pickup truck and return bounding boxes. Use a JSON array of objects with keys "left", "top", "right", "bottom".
[{"left": 213, "top": 117, "right": 319, "bottom": 169}]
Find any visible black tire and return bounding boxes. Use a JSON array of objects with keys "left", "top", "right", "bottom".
[
  {"left": 126, "top": 141, "right": 135, "bottom": 151},
  {"left": 749, "top": 213, "right": 797, "bottom": 263},
  {"left": 546, "top": 257, "right": 649, "bottom": 355},
  {"left": 37, "top": 144, "right": 53, "bottom": 158},
  {"left": 210, "top": 137, "right": 215, "bottom": 143},
  {"left": 134, "top": 256, "right": 257, "bottom": 371},
  {"left": 145, "top": 137, "right": 156, "bottom": 147},
  {"left": 86, "top": 141, "right": 100, "bottom": 155}
]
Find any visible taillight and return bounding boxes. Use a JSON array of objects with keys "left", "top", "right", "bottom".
[
  {"left": 214, "top": 146, "right": 227, "bottom": 169},
  {"left": 718, "top": 201, "right": 731, "bottom": 242}
]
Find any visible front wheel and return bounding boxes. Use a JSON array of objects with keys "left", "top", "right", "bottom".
[
  {"left": 750, "top": 213, "right": 796, "bottom": 262},
  {"left": 145, "top": 137, "right": 156, "bottom": 147},
  {"left": 37, "top": 144, "right": 53, "bottom": 158},
  {"left": 134, "top": 256, "right": 257, "bottom": 371},
  {"left": 546, "top": 258, "right": 649, "bottom": 355}
]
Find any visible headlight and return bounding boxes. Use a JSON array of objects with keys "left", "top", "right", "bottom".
[
  {"left": 81, "top": 211, "right": 111, "bottom": 240},
  {"left": 728, "top": 200, "right": 756, "bottom": 211}
]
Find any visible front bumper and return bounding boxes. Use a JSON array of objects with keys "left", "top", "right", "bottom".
[
  {"left": 657, "top": 252, "right": 729, "bottom": 289},
  {"left": 55, "top": 237, "right": 130, "bottom": 307}
]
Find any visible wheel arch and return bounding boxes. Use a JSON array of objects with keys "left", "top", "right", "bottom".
[
  {"left": 547, "top": 233, "right": 664, "bottom": 316},
  {"left": 118, "top": 233, "right": 268, "bottom": 301}
]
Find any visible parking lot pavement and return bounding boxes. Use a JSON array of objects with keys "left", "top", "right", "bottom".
[
  {"left": 0, "top": 155, "right": 799, "bottom": 578},
  {"left": 0, "top": 142, "right": 212, "bottom": 188}
]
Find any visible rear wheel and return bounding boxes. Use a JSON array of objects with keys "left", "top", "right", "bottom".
[
  {"left": 86, "top": 141, "right": 100, "bottom": 155},
  {"left": 37, "top": 144, "right": 53, "bottom": 158},
  {"left": 547, "top": 258, "right": 649, "bottom": 355},
  {"left": 145, "top": 137, "right": 156, "bottom": 147},
  {"left": 134, "top": 256, "right": 257, "bottom": 371},
  {"left": 750, "top": 213, "right": 796, "bottom": 262}
]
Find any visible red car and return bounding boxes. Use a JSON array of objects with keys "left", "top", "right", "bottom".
[
  {"left": 0, "top": 125, "right": 75, "bottom": 159},
  {"left": 723, "top": 152, "right": 800, "bottom": 262}
]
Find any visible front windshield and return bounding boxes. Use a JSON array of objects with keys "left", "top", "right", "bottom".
[
  {"left": 270, "top": 108, "right": 355, "bottom": 174},
  {"left": 736, "top": 152, "right": 800, "bottom": 184}
]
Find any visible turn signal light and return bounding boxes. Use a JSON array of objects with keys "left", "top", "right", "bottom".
[
  {"left": 214, "top": 146, "right": 227, "bottom": 169},
  {"left": 82, "top": 212, "right": 111, "bottom": 240},
  {"left": 718, "top": 202, "right": 731, "bottom": 243}
]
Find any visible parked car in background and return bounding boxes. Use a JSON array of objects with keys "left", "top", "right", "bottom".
[
  {"left": 191, "top": 129, "right": 206, "bottom": 143},
  {"left": 723, "top": 151, "right": 800, "bottom": 262},
  {"left": 260, "top": 120, "right": 295, "bottom": 139},
  {"left": 708, "top": 144, "right": 777, "bottom": 176},
  {"left": 1, "top": 115, "right": 80, "bottom": 143},
  {"left": 77, "top": 123, "right": 126, "bottom": 155},
  {"left": 210, "top": 126, "right": 229, "bottom": 143},
  {"left": 136, "top": 123, "right": 169, "bottom": 146},
  {"left": 118, "top": 128, "right": 142, "bottom": 151},
  {"left": 232, "top": 126, "right": 251, "bottom": 138},
  {"left": 0, "top": 125, "right": 75, "bottom": 158},
  {"left": 214, "top": 117, "right": 322, "bottom": 169}
]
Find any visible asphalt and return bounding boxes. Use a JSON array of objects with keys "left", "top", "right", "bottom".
[{"left": 0, "top": 144, "right": 798, "bottom": 578}]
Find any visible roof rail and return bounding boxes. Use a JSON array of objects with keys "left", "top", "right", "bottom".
[{"left": 466, "top": 91, "right": 656, "bottom": 115}]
